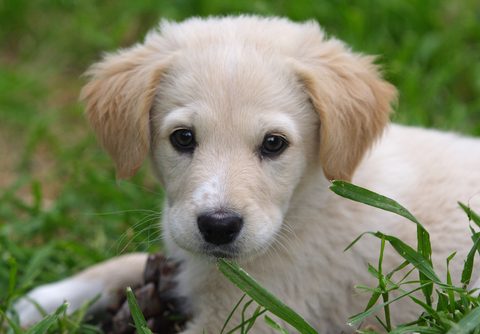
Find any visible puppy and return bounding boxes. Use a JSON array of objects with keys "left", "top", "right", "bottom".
[{"left": 17, "top": 16, "right": 480, "bottom": 333}]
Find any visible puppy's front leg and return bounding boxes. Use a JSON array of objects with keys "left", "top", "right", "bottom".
[{"left": 15, "top": 252, "right": 148, "bottom": 327}]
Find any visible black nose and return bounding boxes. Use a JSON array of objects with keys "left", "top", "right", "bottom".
[{"left": 197, "top": 211, "right": 243, "bottom": 245}]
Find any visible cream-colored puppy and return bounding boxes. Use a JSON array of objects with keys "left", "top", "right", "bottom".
[{"left": 17, "top": 16, "right": 480, "bottom": 333}]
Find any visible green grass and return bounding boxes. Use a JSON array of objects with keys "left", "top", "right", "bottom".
[
  {"left": 1, "top": 0, "right": 479, "bottom": 333},
  {"left": 331, "top": 182, "right": 480, "bottom": 334},
  {"left": 214, "top": 182, "right": 480, "bottom": 334}
]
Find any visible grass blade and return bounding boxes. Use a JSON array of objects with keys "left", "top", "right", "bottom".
[
  {"left": 446, "top": 307, "right": 480, "bottom": 334},
  {"left": 0, "top": 310, "right": 23, "bottom": 334},
  {"left": 416, "top": 227, "right": 434, "bottom": 305},
  {"left": 7, "top": 256, "right": 18, "bottom": 298},
  {"left": 226, "top": 309, "right": 268, "bottom": 334},
  {"left": 69, "top": 294, "right": 101, "bottom": 330},
  {"left": 462, "top": 232, "right": 480, "bottom": 286},
  {"left": 26, "top": 302, "right": 68, "bottom": 334},
  {"left": 19, "top": 244, "right": 54, "bottom": 290},
  {"left": 330, "top": 181, "right": 422, "bottom": 226},
  {"left": 348, "top": 286, "right": 425, "bottom": 326},
  {"left": 459, "top": 202, "right": 480, "bottom": 228},
  {"left": 372, "top": 232, "right": 440, "bottom": 284},
  {"left": 446, "top": 252, "right": 457, "bottom": 314},
  {"left": 330, "top": 181, "right": 434, "bottom": 302},
  {"left": 240, "top": 299, "right": 255, "bottom": 333},
  {"left": 221, "top": 294, "right": 247, "bottom": 334},
  {"left": 389, "top": 325, "right": 443, "bottom": 334},
  {"left": 407, "top": 292, "right": 441, "bottom": 322},
  {"left": 264, "top": 315, "right": 290, "bottom": 334},
  {"left": 217, "top": 259, "right": 317, "bottom": 334},
  {"left": 245, "top": 305, "right": 265, "bottom": 333},
  {"left": 344, "top": 232, "right": 370, "bottom": 252},
  {"left": 364, "top": 290, "right": 382, "bottom": 311},
  {"left": 125, "top": 287, "right": 153, "bottom": 334}
]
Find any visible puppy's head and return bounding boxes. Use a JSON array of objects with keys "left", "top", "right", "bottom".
[{"left": 81, "top": 17, "right": 396, "bottom": 260}]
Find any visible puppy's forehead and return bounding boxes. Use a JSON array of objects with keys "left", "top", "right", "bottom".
[{"left": 158, "top": 44, "right": 305, "bottom": 115}]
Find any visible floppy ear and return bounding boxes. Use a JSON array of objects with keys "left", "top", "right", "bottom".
[
  {"left": 293, "top": 40, "right": 397, "bottom": 181},
  {"left": 80, "top": 44, "right": 170, "bottom": 179}
]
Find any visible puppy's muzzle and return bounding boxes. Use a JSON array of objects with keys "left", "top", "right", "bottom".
[{"left": 197, "top": 210, "right": 243, "bottom": 245}]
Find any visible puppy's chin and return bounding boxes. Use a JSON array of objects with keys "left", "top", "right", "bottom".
[
  {"left": 176, "top": 240, "right": 272, "bottom": 263},
  {"left": 202, "top": 245, "right": 240, "bottom": 259},
  {"left": 192, "top": 243, "right": 249, "bottom": 261},
  {"left": 199, "top": 239, "right": 274, "bottom": 262}
]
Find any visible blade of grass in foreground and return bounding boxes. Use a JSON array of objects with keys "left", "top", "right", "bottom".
[
  {"left": 459, "top": 202, "right": 480, "bottom": 228},
  {"left": 461, "top": 232, "right": 480, "bottom": 286},
  {"left": 221, "top": 293, "right": 247, "bottom": 334},
  {"left": 126, "top": 287, "right": 153, "bottom": 334},
  {"left": 0, "top": 310, "right": 23, "bottom": 334},
  {"left": 217, "top": 259, "right": 317, "bottom": 334},
  {"left": 348, "top": 285, "right": 425, "bottom": 326},
  {"left": 372, "top": 232, "right": 440, "bottom": 284},
  {"left": 330, "top": 181, "right": 434, "bottom": 303},
  {"left": 329, "top": 181, "right": 431, "bottom": 260},
  {"left": 265, "top": 315, "right": 290, "bottom": 334},
  {"left": 389, "top": 325, "right": 443, "bottom": 334},
  {"left": 25, "top": 302, "right": 68, "bottom": 334},
  {"left": 446, "top": 307, "right": 480, "bottom": 334},
  {"left": 329, "top": 181, "right": 422, "bottom": 226}
]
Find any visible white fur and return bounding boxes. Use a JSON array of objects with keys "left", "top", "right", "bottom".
[
  {"left": 17, "top": 16, "right": 480, "bottom": 333},
  {"left": 15, "top": 278, "right": 104, "bottom": 325},
  {"left": 16, "top": 253, "right": 147, "bottom": 326}
]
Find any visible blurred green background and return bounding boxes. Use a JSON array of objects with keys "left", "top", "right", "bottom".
[{"left": 0, "top": 0, "right": 479, "bottom": 324}]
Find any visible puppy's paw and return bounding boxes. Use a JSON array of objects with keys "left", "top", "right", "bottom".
[
  {"left": 15, "top": 277, "right": 106, "bottom": 327},
  {"left": 15, "top": 253, "right": 148, "bottom": 327}
]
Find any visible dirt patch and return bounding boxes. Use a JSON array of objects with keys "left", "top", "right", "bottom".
[{"left": 0, "top": 126, "right": 59, "bottom": 208}]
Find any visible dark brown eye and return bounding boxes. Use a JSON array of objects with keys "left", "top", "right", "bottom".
[
  {"left": 260, "top": 134, "right": 288, "bottom": 158},
  {"left": 170, "top": 129, "right": 196, "bottom": 153}
]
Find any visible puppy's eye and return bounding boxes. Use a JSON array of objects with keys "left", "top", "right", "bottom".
[
  {"left": 170, "top": 129, "right": 196, "bottom": 153},
  {"left": 260, "top": 134, "right": 288, "bottom": 158}
]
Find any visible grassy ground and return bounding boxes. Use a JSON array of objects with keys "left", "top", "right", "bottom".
[{"left": 0, "top": 0, "right": 479, "bottom": 332}]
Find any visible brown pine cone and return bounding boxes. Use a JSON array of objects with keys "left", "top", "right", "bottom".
[{"left": 102, "top": 253, "right": 189, "bottom": 334}]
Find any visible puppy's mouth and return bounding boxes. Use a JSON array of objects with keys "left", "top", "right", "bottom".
[{"left": 201, "top": 244, "right": 240, "bottom": 259}]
